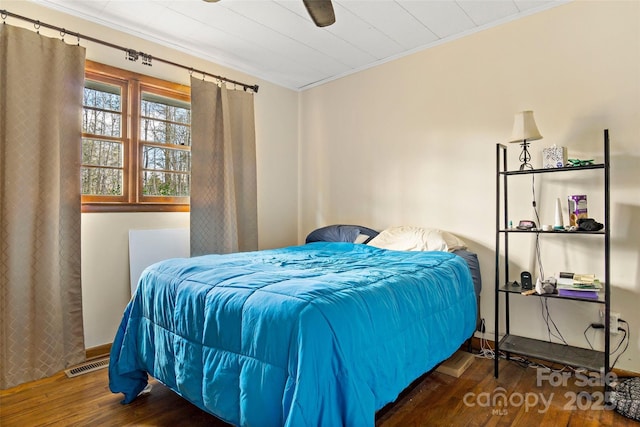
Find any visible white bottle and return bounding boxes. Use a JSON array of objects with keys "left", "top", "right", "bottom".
[{"left": 554, "top": 197, "right": 564, "bottom": 230}]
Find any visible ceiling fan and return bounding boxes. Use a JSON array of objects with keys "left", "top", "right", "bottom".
[{"left": 203, "top": 0, "right": 336, "bottom": 27}]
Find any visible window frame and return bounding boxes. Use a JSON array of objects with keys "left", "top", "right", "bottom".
[
  {"left": 82, "top": 61, "right": 191, "bottom": 213},
  {"left": 81, "top": 71, "right": 129, "bottom": 205}
]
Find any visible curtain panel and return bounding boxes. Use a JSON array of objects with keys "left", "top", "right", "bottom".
[
  {"left": 0, "top": 25, "right": 86, "bottom": 389},
  {"left": 190, "top": 78, "right": 258, "bottom": 256}
]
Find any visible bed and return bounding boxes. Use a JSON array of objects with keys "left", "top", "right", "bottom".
[{"left": 109, "top": 226, "right": 479, "bottom": 427}]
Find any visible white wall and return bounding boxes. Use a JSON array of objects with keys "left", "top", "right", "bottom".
[
  {"left": 5, "top": 1, "right": 300, "bottom": 348},
  {"left": 299, "top": 1, "right": 640, "bottom": 372},
  {"left": 81, "top": 213, "right": 190, "bottom": 347}
]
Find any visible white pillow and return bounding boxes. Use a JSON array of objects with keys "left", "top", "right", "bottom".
[{"left": 367, "top": 226, "right": 467, "bottom": 252}]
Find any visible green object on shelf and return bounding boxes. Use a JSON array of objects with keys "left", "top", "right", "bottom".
[{"left": 568, "top": 158, "right": 595, "bottom": 166}]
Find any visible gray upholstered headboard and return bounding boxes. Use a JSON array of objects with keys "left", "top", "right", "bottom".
[
  {"left": 452, "top": 249, "right": 482, "bottom": 296},
  {"left": 305, "top": 224, "right": 379, "bottom": 245}
]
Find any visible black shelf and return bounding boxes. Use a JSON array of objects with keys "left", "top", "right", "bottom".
[
  {"left": 499, "top": 282, "right": 605, "bottom": 303},
  {"left": 500, "top": 335, "right": 605, "bottom": 372},
  {"left": 498, "top": 229, "right": 605, "bottom": 235},
  {"left": 494, "top": 129, "right": 610, "bottom": 378},
  {"left": 500, "top": 163, "right": 605, "bottom": 176}
]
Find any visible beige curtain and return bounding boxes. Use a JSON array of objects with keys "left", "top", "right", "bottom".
[
  {"left": 0, "top": 25, "right": 86, "bottom": 389},
  {"left": 190, "top": 78, "right": 258, "bottom": 256}
]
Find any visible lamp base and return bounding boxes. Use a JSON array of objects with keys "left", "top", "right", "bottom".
[{"left": 518, "top": 140, "right": 533, "bottom": 170}]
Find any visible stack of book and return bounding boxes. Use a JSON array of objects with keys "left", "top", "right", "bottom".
[{"left": 556, "top": 273, "right": 602, "bottom": 299}]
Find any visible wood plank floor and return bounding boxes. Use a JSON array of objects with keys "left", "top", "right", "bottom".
[{"left": 1, "top": 356, "right": 636, "bottom": 426}]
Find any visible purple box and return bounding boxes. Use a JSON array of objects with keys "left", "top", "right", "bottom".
[{"left": 568, "top": 195, "right": 588, "bottom": 226}]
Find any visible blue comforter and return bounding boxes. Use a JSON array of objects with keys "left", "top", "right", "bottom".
[{"left": 109, "top": 242, "right": 476, "bottom": 426}]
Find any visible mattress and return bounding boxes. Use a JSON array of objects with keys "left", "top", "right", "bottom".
[{"left": 109, "top": 242, "right": 477, "bottom": 426}]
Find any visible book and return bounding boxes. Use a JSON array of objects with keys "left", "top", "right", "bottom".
[
  {"left": 555, "top": 273, "right": 602, "bottom": 290},
  {"left": 558, "top": 289, "right": 599, "bottom": 299},
  {"left": 573, "top": 273, "right": 596, "bottom": 284},
  {"left": 556, "top": 283, "right": 602, "bottom": 291}
]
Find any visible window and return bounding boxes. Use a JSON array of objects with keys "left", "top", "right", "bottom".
[
  {"left": 82, "top": 75, "right": 127, "bottom": 201},
  {"left": 139, "top": 91, "right": 191, "bottom": 199},
  {"left": 81, "top": 61, "right": 191, "bottom": 212}
]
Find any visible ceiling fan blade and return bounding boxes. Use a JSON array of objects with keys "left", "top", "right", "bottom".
[{"left": 302, "top": 0, "right": 335, "bottom": 27}]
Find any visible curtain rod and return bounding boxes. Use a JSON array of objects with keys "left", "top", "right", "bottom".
[{"left": 0, "top": 9, "right": 259, "bottom": 93}]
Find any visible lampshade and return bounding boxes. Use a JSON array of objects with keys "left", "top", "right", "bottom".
[{"left": 509, "top": 111, "right": 543, "bottom": 143}]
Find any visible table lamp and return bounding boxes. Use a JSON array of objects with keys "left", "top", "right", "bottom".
[{"left": 509, "top": 111, "right": 543, "bottom": 170}]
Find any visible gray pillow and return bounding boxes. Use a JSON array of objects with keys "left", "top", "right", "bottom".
[{"left": 305, "top": 225, "right": 379, "bottom": 244}]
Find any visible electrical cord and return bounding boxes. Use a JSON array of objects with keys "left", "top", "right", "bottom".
[
  {"left": 584, "top": 323, "right": 596, "bottom": 350},
  {"left": 539, "top": 298, "right": 568, "bottom": 345},
  {"left": 535, "top": 233, "right": 544, "bottom": 282},
  {"left": 475, "top": 319, "right": 576, "bottom": 376},
  {"left": 584, "top": 320, "right": 630, "bottom": 370},
  {"left": 531, "top": 174, "right": 544, "bottom": 280},
  {"left": 532, "top": 174, "right": 570, "bottom": 347},
  {"left": 611, "top": 328, "right": 627, "bottom": 354},
  {"left": 611, "top": 320, "right": 630, "bottom": 370},
  {"left": 474, "top": 319, "right": 562, "bottom": 371},
  {"left": 476, "top": 318, "right": 499, "bottom": 359},
  {"left": 531, "top": 174, "right": 542, "bottom": 228}
]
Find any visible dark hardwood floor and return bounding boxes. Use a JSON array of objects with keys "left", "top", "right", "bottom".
[{"left": 1, "top": 356, "right": 636, "bottom": 426}]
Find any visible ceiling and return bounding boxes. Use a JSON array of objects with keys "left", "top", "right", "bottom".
[{"left": 30, "top": 0, "right": 565, "bottom": 91}]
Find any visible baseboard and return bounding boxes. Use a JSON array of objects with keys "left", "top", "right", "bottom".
[{"left": 86, "top": 343, "right": 111, "bottom": 361}]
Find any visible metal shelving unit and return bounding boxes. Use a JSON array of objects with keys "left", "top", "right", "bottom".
[{"left": 494, "top": 129, "right": 610, "bottom": 378}]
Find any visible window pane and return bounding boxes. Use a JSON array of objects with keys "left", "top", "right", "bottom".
[
  {"left": 140, "top": 119, "right": 190, "bottom": 146},
  {"left": 140, "top": 92, "right": 191, "bottom": 147},
  {"left": 141, "top": 93, "right": 190, "bottom": 124},
  {"left": 82, "top": 167, "right": 122, "bottom": 196},
  {"left": 82, "top": 139, "right": 122, "bottom": 167},
  {"left": 142, "top": 146, "right": 190, "bottom": 172},
  {"left": 83, "top": 108, "right": 122, "bottom": 137},
  {"left": 84, "top": 81, "right": 121, "bottom": 111},
  {"left": 83, "top": 80, "right": 121, "bottom": 111},
  {"left": 142, "top": 171, "right": 190, "bottom": 196},
  {"left": 83, "top": 80, "right": 122, "bottom": 137}
]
